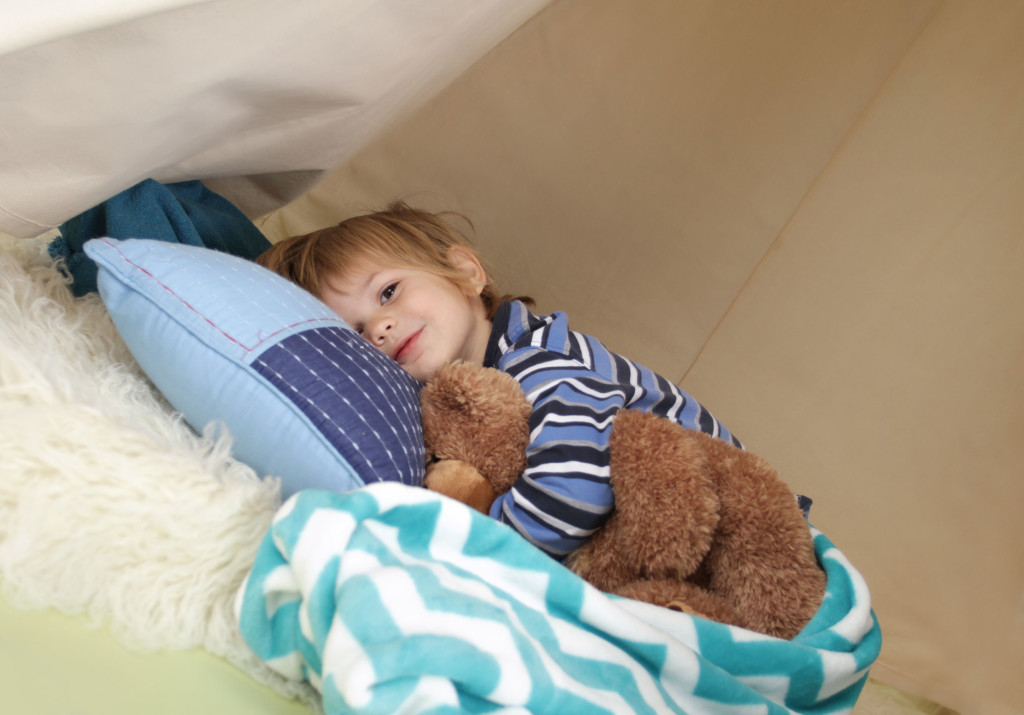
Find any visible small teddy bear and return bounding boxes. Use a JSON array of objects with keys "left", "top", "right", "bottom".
[{"left": 421, "top": 361, "right": 826, "bottom": 640}]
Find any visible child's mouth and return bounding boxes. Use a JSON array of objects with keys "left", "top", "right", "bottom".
[{"left": 393, "top": 329, "right": 421, "bottom": 363}]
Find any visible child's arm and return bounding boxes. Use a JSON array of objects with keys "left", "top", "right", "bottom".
[
  {"left": 488, "top": 354, "right": 625, "bottom": 560},
  {"left": 487, "top": 302, "right": 740, "bottom": 561}
]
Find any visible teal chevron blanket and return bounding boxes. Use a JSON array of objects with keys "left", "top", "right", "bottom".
[{"left": 236, "top": 484, "right": 880, "bottom": 714}]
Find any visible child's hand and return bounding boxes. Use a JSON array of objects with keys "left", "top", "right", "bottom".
[{"left": 423, "top": 459, "right": 497, "bottom": 514}]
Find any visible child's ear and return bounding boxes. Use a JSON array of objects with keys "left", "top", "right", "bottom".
[{"left": 448, "top": 247, "right": 487, "bottom": 297}]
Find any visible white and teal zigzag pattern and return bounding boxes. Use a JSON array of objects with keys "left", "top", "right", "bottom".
[{"left": 236, "top": 484, "right": 881, "bottom": 714}]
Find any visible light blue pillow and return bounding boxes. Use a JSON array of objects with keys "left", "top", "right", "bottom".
[{"left": 84, "top": 237, "right": 424, "bottom": 497}]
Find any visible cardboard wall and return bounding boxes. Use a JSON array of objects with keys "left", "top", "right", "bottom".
[{"left": 261, "top": 1, "right": 1024, "bottom": 711}]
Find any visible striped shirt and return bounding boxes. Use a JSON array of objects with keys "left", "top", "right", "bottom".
[{"left": 483, "top": 301, "right": 742, "bottom": 561}]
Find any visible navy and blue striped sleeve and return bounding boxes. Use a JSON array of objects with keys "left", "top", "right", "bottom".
[
  {"left": 486, "top": 301, "right": 742, "bottom": 560},
  {"left": 488, "top": 346, "right": 626, "bottom": 560}
]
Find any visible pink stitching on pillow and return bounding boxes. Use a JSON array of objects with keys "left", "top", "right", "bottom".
[{"left": 101, "top": 238, "right": 342, "bottom": 354}]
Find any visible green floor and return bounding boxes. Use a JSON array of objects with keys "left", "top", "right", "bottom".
[
  {"left": 1, "top": 597, "right": 309, "bottom": 715},
  {"left": 856, "top": 679, "right": 958, "bottom": 715}
]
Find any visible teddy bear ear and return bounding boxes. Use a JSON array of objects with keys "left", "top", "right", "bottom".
[
  {"left": 423, "top": 362, "right": 531, "bottom": 423},
  {"left": 420, "top": 362, "right": 531, "bottom": 493}
]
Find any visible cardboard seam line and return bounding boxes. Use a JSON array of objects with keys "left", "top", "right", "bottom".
[{"left": 675, "top": 0, "right": 944, "bottom": 388}]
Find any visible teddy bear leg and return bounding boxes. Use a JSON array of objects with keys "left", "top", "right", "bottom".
[
  {"left": 614, "top": 579, "right": 743, "bottom": 629},
  {"left": 696, "top": 434, "right": 827, "bottom": 639}
]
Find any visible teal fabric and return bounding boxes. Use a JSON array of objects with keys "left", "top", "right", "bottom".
[
  {"left": 50, "top": 179, "right": 271, "bottom": 296},
  {"left": 237, "top": 484, "right": 881, "bottom": 714}
]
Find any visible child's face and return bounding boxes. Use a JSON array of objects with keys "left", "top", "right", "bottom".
[{"left": 320, "top": 253, "right": 491, "bottom": 383}]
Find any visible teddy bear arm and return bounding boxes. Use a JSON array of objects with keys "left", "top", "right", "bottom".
[{"left": 606, "top": 410, "right": 721, "bottom": 577}]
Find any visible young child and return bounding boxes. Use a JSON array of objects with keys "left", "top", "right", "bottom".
[{"left": 258, "top": 202, "right": 742, "bottom": 561}]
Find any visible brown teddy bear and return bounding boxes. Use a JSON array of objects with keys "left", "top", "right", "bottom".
[{"left": 421, "top": 361, "right": 827, "bottom": 640}]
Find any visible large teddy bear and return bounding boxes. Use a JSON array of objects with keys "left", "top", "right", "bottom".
[{"left": 420, "top": 361, "right": 827, "bottom": 640}]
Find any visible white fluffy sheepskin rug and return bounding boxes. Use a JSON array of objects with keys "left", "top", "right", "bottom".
[{"left": 0, "top": 233, "right": 315, "bottom": 707}]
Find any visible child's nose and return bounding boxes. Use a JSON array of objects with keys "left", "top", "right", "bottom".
[{"left": 367, "top": 314, "right": 394, "bottom": 345}]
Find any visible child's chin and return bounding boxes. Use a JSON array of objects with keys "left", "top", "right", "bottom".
[{"left": 403, "top": 364, "right": 431, "bottom": 384}]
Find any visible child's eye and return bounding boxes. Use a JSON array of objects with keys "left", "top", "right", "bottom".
[{"left": 379, "top": 282, "right": 398, "bottom": 305}]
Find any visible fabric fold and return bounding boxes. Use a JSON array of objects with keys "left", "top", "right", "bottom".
[
  {"left": 50, "top": 179, "right": 270, "bottom": 296},
  {"left": 237, "top": 483, "right": 881, "bottom": 714}
]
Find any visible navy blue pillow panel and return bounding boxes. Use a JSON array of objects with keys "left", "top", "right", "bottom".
[{"left": 251, "top": 327, "right": 425, "bottom": 489}]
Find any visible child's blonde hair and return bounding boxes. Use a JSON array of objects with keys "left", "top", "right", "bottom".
[{"left": 258, "top": 201, "right": 508, "bottom": 318}]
